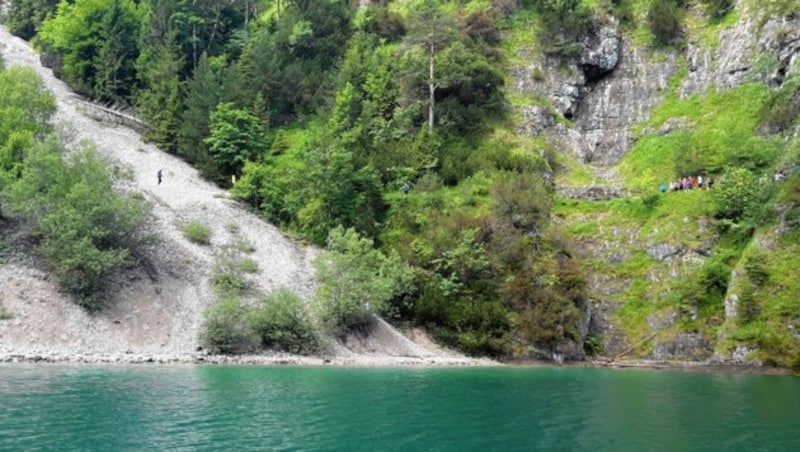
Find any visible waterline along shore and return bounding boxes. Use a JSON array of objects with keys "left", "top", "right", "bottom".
[
  {"left": 1, "top": 351, "right": 793, "bottom": 374},
  {"left": 0, "top": 351, "right": 498, "bottom": 367}
]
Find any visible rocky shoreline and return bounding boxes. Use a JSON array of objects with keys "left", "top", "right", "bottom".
[
  {"left": 505, "top": 357, "right": 794, "bottom": 375},
  {"left": 0, "top": 351, "right": 499, "bottom": 367},
  {"left": 1, "top": 351, "right": 793, "bottom": 375}
]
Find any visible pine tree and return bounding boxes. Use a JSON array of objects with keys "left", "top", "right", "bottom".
[
  {"left": 405, "top": 1, "right": 457, "bottom": 131},
  {"left": 94, "top": 0, "right": 141, "bottom": 103},
  {"left": 177, "top": 54, "right": 221, "bottom": 170},
  {"left": 136, "top": 32, "right": 184, "bottom": 151}
]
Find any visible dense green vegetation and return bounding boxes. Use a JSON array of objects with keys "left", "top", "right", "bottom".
[
  {"left": 0, "top": 65, "right": 150, "bottom": 309},
  {"left": 3, "top": 0, "right": 799, "bottom": 365},
  {"left": 559, "top": 75, "right": 800, "bottom": 367},
  {"left": 313, "top": 226, "right": 414, "bottom": 337}
]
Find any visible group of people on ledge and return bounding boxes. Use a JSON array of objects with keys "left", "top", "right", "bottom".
[{"left": 660, "top": 175, "right": 714, "bottom": 193}]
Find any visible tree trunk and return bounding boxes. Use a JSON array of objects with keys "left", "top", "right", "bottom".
[
  {"left": 192, "top": 0, "right": 198, "bottom": 70},
  {"left": 428, "top": 41, "right": 435, "bottom": 131}
]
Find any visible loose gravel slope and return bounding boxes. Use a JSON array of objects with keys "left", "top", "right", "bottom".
[{"left": 0, "top": 26, "right": 492, "bottom": 366}]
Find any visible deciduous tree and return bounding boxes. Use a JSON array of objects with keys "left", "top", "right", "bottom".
[
  {"left": 313, "top": 226, "right": 414, "bottom": 335},
  {"left": 204, "top": 102, "right": 268, "bottom": 180}
]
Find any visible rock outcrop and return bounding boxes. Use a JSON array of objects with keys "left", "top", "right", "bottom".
[
  {"left": 514, "top": 18, "right": 679, "bottom": 166},
  {"left": 681, "top": 6, "right": 800, "bottom": 98},
  {"left": 652, "top": 333, "right": 713, "bottom": 361},
  {"left": 568, "top": 43, "right": 678, "bottom": 166},
  {"left": 512, "top": 2, "right": 800, "bottom": 363},
  {"left": 512, "top": 21, "right": 620, "bottom": 131}
]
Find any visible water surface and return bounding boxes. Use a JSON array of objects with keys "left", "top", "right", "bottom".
[{"left": 0, "top": 365, "right": 798, "bottom": 450}]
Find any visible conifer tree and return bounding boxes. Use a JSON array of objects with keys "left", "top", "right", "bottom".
[
  {"left": 5, "top": 0, "right": 59, "bottom": 40},
  {"left": 405, "top": 1, "right": 457, "bottom": 131},
  {"left": 136, "top": 32, "right": 183, "bottom": 152},
  {"left": 177, "top": 54, "right": 221, "bottom": 170},
  {"left": 94, "top": 0, "right": 141, "bottom": 102}
]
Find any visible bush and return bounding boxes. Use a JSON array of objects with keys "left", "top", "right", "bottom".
[
  {"left": 410, "top": 225, "right": 516, "bottom": 356},
  {"left": 237, "top": 258, "right": 259, "bottom": 274},
  {"left": 5, "top": 0, "right": 60, "bottom": 41},
  {"left": 713, "top": 168, "right": 760, "bottom": 222},
  {"left": 0, "top": 303, "right": 10, "bottom": 320},
  {"left": 737, "top": 280, "right": 760, "bottom": 323},
  {"left": 211, "top": 254, "right": 248, "bottom": 298},
  {"left": 313, "top": 226, "right": 414, "bottom": 336},
  {"left": 491, "top": 173, "right": 552, "bottom": 234},
  {"left": 362, "top": 4, "right": 405, "bottom": 40},
  {"left": 232, "top": 238, "right": 256, "bottom": 253},
  {"left": 183, "top": 221, "right": 211, "bottom": 245},
  {"left": 583, "top": 332, "right": 603, "bottom": 356},
  {"left": 200, "top": 297, "right": 257, "bottom": 354},
  {"left": 698, "top": 0, "right": 733, "bottom": 18},
  {"left": 212, "top": 269, "right": 246, "bottom": 298},
  {"left": 744, "top": 250, "right": 770, "bottom": 286},
  {"left": 698, "top": 256, "right": 732, "bottom": 306},
  {"left": 535, "top": 0, "right": 594, "bottom": 55},
  {"left": 249, "top": 289, "right": 318, "bottom": 354},
  {"left": 487, "top": 146, "right": 548, "bottom": 174},
  {"left": 647, "top": 0, "right": 684, "bottom": 45},
  {"left": 760, "top": 76, "right": 800, "bottom": 133},
  {"left": 3, "top": 141, "right": 149, "bottom": 309},
  {"left": 204, "top": 103, "right": 268, "bottom": 180},
  {"left": 462, "top": 10, "right": 501, "bottom": 47},
  {"left": 791, "top": 352, "right": 800, "bottom": 374}
]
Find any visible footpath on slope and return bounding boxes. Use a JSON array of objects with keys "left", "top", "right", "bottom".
[{"left": 0, "top": 27, "right": 495, "bottom": 367}]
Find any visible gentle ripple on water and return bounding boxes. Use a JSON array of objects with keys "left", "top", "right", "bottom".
[{"left": 0, "top": 365, "right": 799, "bottom": 451}]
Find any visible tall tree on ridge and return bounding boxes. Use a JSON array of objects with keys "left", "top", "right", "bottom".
[{"left": 405, "top": 0, "right": 456, "bottom": 131}]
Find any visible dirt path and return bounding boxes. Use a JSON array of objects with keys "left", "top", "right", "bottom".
[{"left": 0, "top": 26, "right": 495, "bottom": 366}]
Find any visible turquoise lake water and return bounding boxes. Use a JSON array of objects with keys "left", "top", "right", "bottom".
[{"left": 0, "top": 365, "right": 798, "bottom": 451}]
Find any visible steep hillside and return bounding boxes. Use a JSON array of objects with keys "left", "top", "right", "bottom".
[
  {"left": 507, "top": 0, "right": 800, "bottom": 367},
  {"left": 2, "top": 0, "right": 799, "bottom": 369},
  {"left": 0, "top": 26, "right": 488, "bottom": 366}
]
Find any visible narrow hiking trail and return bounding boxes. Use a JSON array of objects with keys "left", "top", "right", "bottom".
[{"left": 0, "top": 26, "right": 488, "bottom": 365}]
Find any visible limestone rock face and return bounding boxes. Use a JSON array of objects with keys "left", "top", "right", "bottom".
[
  {"left": 652, "top": 333, "right": 713, "bottom": 361},
  {"left": 514, "top": 21, "right": 678, "bottom": 166},
  {"left": 579, "top": 21, "right": 622, "bottom": 81},
  {"left": 681, "top": 8, "right": 800, "bottom": 98},
  {"left": 646, "top": 243, "right": 684, "bottom": 261},
  {"left": 568, "top": 43, "right": 678, "bottom": 166},
  {"left": 560, "top": 185, "right": 626, "bottom": 201},
  {"left": 711, "top": 345, "right": 762, "bottom": 366},
  {"left": 517, "top": 105, "right": 555, "bottom": 137},
  {"left": 725, "top": 294, "right": 739, "bottom": 321},
  {"left": 513, "top": 20, "right": 622, "bottom": 134},
  {"left": 510, "top": 3, "right": 800, "bottom": 363},
  {"left": 514, "top": 6, "right": 800, "bottom": 169}
]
